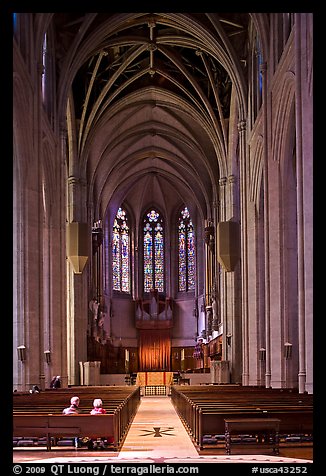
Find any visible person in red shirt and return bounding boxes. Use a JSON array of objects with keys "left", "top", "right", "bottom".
[
  {"left": 89, "top": 398, "right": 107, "bottom": 449},
  {"left": 90, "top": 398, "right": 106, "bottom": 414}
]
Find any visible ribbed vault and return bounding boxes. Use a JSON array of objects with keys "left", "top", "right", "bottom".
[{"left": 52, "top": 12, "right": 250, "bottom": 223}]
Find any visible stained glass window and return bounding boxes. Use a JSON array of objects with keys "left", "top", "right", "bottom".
[
  {"left": 13, "top": 13, "right": 17, "bottom": 33},
  {"left": 178, "top": 207, "right": 195, "bottom": 291},
  {"left": 257, "top": 38, "right": 263, "bottom": 95},
  {"left": 41, "top": 33, "right": 47, "bottom": 103},
  {"left": 112, "top": 207, "right": 130, "bottom": 292},
  {"left": 143, "top": 209, "right": 164, "bottom": 292}
]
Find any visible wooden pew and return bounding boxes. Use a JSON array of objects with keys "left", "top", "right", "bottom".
[
  {"left": 224, "top": 418, "right": 281, "bottom": 455},
  {"left": 13, "top": 414, "right": 118, "bottom": 450},
  {"left": 170, "top": 386, "right": 313, "bottom": 451},
  {"left": 13, "top": 386, "right": 141, "bottom": 450}
]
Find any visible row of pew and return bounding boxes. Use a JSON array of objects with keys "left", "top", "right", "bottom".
[
  {"left": 171, "top": 385, "right": 313, "bottom": 452},
  {"left": 13, "top": 386, "right": 140, "bottom": 450}
]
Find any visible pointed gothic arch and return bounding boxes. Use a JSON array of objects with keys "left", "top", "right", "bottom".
[
  {"left": 142, "top": 208, "right": 165, "bottom": 294},
  {"left": 112, "top": 206, "right": 131, "bottom": 294},
  {"left": 178, "top": 206, "right": 196, "bottom": 293}
]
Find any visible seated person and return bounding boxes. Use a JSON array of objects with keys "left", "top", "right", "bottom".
[
  {"left": 50, "top": 375, "right": 61, "bottom": 389},
  {"left": 62, "top": 396, "right": 81, "bottom": 447},
  {"left": 90, "top": 398, "right": 107, "bottom": 415},
  {"left": 30, "top": 385, "right": 41, "bottom": 393},
  {"left": 89, "top": 398, "right": 107, "bottom": 449},
  {"left": 62, "top": 396, "right": 80, "bottom": 415}
]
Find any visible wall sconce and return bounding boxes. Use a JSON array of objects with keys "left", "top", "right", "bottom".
[
  {"left": 44, "top": 350, "right": 51, "bottom": 364},
  {"left": 284, "top": 342, "right": 292, "bottom": 359},
  {"left": 17, "top": 345, "right": 26, "bottom": 362},
  {"left": 259, "top": 347, "right": 266, "bottom": 361},
  {"left": 92, "top": 220, "right": 103, "bottom": 255},
  {"left": 226, "top": 333, "right": 232, "bottom": 346}
]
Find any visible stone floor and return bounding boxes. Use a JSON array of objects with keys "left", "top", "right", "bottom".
[{"left": 13, "top": 396, "right": 313, "bottom": 464}]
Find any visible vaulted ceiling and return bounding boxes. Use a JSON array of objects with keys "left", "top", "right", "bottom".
[{"left": 52, "top": 12, "right": 251, "bottom": 224}]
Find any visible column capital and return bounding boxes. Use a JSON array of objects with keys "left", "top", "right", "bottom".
[
  {"left": 260, "top": 62, "right": 267, "bottom": 75},
  {"left": 67, "top": 176, "right": 79, "bottom": 186},
  {"left": 237, "top": 120, "right": 246, "bottom": 132},
  {"left": 67, "top": 176, "right": 86, "bottom": 187},
  {"left": 219, "top": 177, "right": 227, "bottom": 187}
]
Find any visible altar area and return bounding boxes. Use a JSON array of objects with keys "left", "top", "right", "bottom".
[{"left": 136, "top": 371, "right": 173, "bottom": 395}]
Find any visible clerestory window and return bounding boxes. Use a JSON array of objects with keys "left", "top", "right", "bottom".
[
  {"left": 143, "top": 209, "right": 164, "bottom": 293},
  {"left": 178, "top": 206, "right": 195, "bottom": 292},
  {"left": 112, "top": 207, "right": 130, "bottom": 293}
]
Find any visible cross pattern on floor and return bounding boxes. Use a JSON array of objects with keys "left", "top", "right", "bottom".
[{"left": 139, "top": 427, "right": 175, "bottom": 437}]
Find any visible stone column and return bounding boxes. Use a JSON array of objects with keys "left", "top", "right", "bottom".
[
  {"left": 238, "top": 119, "right": 249, "bottom": 386},
  {"left": 261, "top": 61, "right": 272, "bottom": 389},
  {"left": 212, "top": 200, "right": 219, "bottom": 340},
  {"left": 295, "top": 14, "right": 313, "bottom": 394},
  {"left": 66, "top": 174, "right": 88, "bottom": 385},
  {"left": 218, "top": 178, "right": 227, "bottom": 356},
  {"left": 43, "top": 122, "right": 70, "bottom": 388},
  {"left": 204, "top": 212, "right": 215, "bottom": 343},
  {"left": 226, "top": 174, "right": 241, "bottom": 383}
]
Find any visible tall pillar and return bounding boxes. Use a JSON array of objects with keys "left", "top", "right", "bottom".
[
  {"left": 226, "top": 174, "right": 241, "bottom": 383},
  {"left": 295, "top": 14, "right": 311, "bottom": 393},
  {"left": 261, "top": 61, "right": 272, "bottom": 388},
  {"left": 218, "top": 178, "right": 228, "bottom": 357},
  {"left": 211, "top": 199, "right": 219, "bottom": 340},
  {"left": 66, "top": 175, "right": 89, "bottom": 385},
  {"left": 238, "top": 119, "right": 249, "bottom": 386},
  {"left": 204, "top": 216, "right": 215, "bottom": 334}
]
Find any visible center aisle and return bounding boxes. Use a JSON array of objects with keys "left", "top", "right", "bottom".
[{"left": 117, "top": 395, "right": 199, "bottom": 460}]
